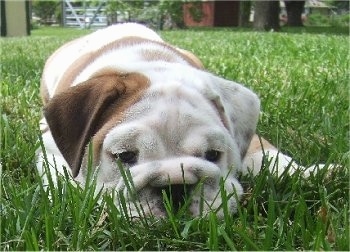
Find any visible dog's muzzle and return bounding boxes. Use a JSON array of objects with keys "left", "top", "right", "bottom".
[{"left": 115, "top": 157, "right": 227, "bottom": 217}]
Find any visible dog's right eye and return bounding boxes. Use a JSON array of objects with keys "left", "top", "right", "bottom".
[
  {"left": 115, "top": 151, "right": 138, "bottom": 164},
  {"left": 204, "top": 150, "right": 221, "bottom": 163}
]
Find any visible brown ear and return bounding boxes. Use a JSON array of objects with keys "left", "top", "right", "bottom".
[{"left": 44, "top": 73, "right": 149, "bottom": 177}]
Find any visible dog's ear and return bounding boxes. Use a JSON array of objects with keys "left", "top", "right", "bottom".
[
  {"left": 44, "top": 73, "right": 149, "bottom": 177},
  {"left": 207, "top": 76, "right": 260, "bottom": 160}
]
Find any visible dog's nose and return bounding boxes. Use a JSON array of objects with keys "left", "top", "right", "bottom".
[{"left": 156, "top": 184, "right": 193, "bottom": 212}]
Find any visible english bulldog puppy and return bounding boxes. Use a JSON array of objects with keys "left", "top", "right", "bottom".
[{"left": 37, "top": 23, "right": 313, "bottom": 217}]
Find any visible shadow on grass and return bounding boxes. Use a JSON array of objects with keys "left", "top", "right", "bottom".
[
  {"left": 280, "top": 26, "right": 349, "bottom": 35},
  {"left": 178, "top": 25, "right": 349, "bottom": 36}
]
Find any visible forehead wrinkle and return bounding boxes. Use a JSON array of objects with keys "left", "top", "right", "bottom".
[
  {"left": 154, "top": 99, "right": 206, "bottom": 135},
  {"left": 123, "top": 81, "right": 222, "bottom": 126},
  {"left": 153, "top": 101, "right": 224, "bottom": 156},
  {"left": 183, "top": 128, "right": 227, "bottom": 150},
  {"left": 118, "top": 85, "right": 226, "bottom": 156}
]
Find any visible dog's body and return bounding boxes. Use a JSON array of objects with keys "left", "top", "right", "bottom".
[{"left": 37, "top": 23, "right": 311, "bottom": 217}]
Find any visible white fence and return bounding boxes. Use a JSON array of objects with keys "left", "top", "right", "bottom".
[{"left": 63, "top": 0, "right": 108, "bottom": 28}]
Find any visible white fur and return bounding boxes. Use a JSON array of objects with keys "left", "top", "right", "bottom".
[
  {"left": 36, "top": 131, "right": 71, "bottom": 184},
  {"left": 243, "top": 148, "right": 299, "bottom": 176}
]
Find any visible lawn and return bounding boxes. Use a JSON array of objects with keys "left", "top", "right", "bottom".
[{"left": 1, "top": 26, "right": 349, "bottom": 250}]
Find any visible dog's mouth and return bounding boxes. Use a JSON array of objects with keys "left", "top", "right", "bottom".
[
  {"left": 117, "top": 183, "right": 202, "bottom": 217},
  {"left": 155, "top": 184, "right": 194, "bottom": 213}
]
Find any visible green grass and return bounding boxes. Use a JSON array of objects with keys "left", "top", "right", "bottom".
[{"left": 1, "top": 26, "right": 349, "bottom": 250}]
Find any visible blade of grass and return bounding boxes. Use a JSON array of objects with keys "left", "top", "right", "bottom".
[{"left": 208, "top": 212, "right": 219, "bottom": 250}]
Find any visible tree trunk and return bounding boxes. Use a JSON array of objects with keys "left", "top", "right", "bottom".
[
  {"left": 253, "top": 1, "right": 280, "bottom": 31},
  {"left": 284, "top": 1, "right": 305, "bottom": 26},
  {"left": 239, "top": 1, "right": 252, "bottom": 27}
]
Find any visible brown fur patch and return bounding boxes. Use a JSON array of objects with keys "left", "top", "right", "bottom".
[
  {"left": 140, "top": 48, "right": 178, "bottom": 64},
  {"left": 176, "top": 48, "right": 204, "bottom": 69},
  {"left": 246, "top": 134, "right": 276, "bottom": 156}
]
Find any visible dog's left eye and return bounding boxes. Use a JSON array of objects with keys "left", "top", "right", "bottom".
[
  {"left": 204, "top": 150, "right": 221, "bottom": 162},
  {"left": 116, "top": 151, "right": 138, "bottom": 164}
]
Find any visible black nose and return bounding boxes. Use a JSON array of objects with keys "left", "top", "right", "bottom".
[{"left": 158, "top": 184, "right": 193, "bottom": 212}]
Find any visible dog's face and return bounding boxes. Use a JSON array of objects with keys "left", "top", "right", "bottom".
[
  {"left": 98, "top": 80, "right": 244, "bottom": 217},
  {"left": 42, "top": 30, "right": 260, "bottom": 216},
  {"left": 45, "top": 67, "right": 259, "bottom": 217}
]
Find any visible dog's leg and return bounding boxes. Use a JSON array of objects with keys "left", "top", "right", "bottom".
[{"left": 242, "top": 135, "right": 311, "bottom": 176}]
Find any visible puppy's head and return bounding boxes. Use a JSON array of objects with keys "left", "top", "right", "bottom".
[{"left": 44, "top": 69, "right": 260, "bottom": 217}]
